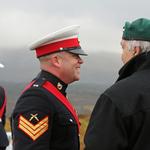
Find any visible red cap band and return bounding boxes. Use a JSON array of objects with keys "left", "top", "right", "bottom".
[{"left": 36, "top": 38, "right": 80, "bottom": 57}]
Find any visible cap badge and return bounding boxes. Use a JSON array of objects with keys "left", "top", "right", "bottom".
[
  {"left": 59, "top": 47, "right": 63, "bottom": 50},
  {"left": 57, "top": 82, "right": 63, "bottom": 90}
]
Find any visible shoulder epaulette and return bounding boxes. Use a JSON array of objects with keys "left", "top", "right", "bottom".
[{"left": 32, "top": 78, "right": 46, "bottom": 88}]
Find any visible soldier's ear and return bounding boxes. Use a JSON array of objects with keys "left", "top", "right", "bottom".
[
  {"left": 49, "top": 54, "right": 62, "bottom": 68},
  {"left": 133, "top": 46, "right": 142, "bottom": 56}
]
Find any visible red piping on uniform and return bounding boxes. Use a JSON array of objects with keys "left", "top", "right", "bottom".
[
  {"left": 0, "top": 90, "right": 6, "bottom": 118},
  {"left": 21, "top": 80, "right": 36, "bottom": 94},
  {"left": 43, "top": 81, "right": 80, "bottom": 132},
  {"left": 35, "top": 38, "right": 80, "bottom": 57}
]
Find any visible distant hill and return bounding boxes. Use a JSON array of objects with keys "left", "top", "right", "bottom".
[
  {"left": 0, "top": 50, "right": 122, "bottom": 84},
  {"left": 67, "top": 82, "right": 109, "bottom": 114}
]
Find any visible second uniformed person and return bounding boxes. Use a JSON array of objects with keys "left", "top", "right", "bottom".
[
  {"left": 11, "top": 25, "right": 87, "bottom": 150},
  {"left": 0, "top": 63, "right": 9, "bottom": 150}
]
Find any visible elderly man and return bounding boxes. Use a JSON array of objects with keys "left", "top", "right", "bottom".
[
  {"left": 84, "top": 18, "right": 150, "bottom": 150},
  {"left": 11, "top": 25, "right": 87, "bottom": 150},
  {"left": 0, "top": 63, "right": 9, "bottom": 150}
]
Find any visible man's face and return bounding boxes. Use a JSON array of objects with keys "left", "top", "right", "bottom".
[
  {"left": 60, "top": 51, "right": 84, "bottom": 84},
  {"left": 120, "top": 40, "right": 134, "bottom": 64}
]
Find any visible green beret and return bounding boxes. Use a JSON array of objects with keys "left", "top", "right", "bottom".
[{"left": 122, "top": 18, "right": 150, "bottom": 41}]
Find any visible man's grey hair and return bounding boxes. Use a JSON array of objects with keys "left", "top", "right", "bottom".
[
  {"left": 127, "top": 40, "right": 150, "bottom": 53},
  {"left": 38, "top": 52, "right": 63, "bottom": 62}
]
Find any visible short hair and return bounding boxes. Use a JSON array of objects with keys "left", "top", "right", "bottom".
[
  {"left": 127, "top": 40, "right": 150, "bottom": 53},
  {"left": 38, "top": 52, "right": 63, "bottom": 63}
]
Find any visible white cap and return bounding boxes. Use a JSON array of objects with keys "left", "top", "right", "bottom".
[{"left": 29, "top": 25, "right": 87, "bottom": 57}]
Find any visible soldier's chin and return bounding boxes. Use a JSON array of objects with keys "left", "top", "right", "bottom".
[
  {"left": 69, "top": 77, "right": 80, "bottom": 84},
  {"left": 75, "top": 76, "right": 80, "bottom": 81}
]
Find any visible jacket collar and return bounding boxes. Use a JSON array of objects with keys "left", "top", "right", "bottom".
[
  {"left": 37, "top": 70, "right": 68, "bottom": 95},
  {"left": 117, "top": 51, "right": 150, "bottom": 81}
]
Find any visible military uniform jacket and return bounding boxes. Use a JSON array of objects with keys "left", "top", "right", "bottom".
[
  {"left": 11, "top": 71, "right": 79, "bottom": 150},
  {"left": 84, "top": 52, "right": 150, "bottom": 150},
  {"left": 0, "top": 86, "right": 9, "bottom": 147}
]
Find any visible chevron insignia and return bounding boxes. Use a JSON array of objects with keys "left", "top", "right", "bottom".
[{"left": 18, "top": 115, "right": 48, "bottom": 141}]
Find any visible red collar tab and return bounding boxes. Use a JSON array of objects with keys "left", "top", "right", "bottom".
[{"left": 36, "top": 38, "right": 80, "bottom": 57}]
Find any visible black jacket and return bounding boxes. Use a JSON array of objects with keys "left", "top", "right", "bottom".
[
  {"left": 11, "top": 71, "right": 79, "bottom": 150},
  {"left": 84, "top": 52, "right": 150, "bottom": 150},
  {"left": 0, "top": 86, "right": 9, "bottom": 147}
]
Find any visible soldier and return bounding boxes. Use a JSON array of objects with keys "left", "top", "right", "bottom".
[
  {"left": 11, "top": 25, "right": 87, "bottom": 150},
  {"left": 0, "top": 63, "right": 9, "bottom": 150},
  {"left": 84, "top": 18, "right": 150, "bottom": 150}
]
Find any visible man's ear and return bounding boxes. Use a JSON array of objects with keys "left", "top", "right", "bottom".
[
  {"left": 49, "top": 55, "right": 62, "bottom": 68},
  {"left": 133, "top": 46, "right": 142, "bottom": 56}
]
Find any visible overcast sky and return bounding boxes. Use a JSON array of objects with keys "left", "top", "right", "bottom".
[{"left": 0, "top": 0, "right": 150, "bottom": 56}]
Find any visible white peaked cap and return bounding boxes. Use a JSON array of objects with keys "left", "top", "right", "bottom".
[{"left": 29, "top": 25, "right": 87, "bottom": 57}]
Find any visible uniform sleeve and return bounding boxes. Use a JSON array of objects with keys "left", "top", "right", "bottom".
[
  {"left": 11, "top": 88, "right": 54, "bottom": 150},
  {"left": 0, "top": 87, "right": 5, "bottom": 108},
  {"left": 0, "top": 86, "right": 6, "bottom": 126},
  {"left": 84, "top": 94, "right": 128, "bottom": 150},
  {"left": 2, "top": 108, "right": 6, "bottom": 126}
]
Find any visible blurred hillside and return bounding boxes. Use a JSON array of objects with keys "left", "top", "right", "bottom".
[{"left": 0, "top": 51, "right": 122, "bottom": 83}]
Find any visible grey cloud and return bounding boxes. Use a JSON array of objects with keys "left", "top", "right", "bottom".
[{"left": 0, "top": 0, "right": 150, "bottom": 54}]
